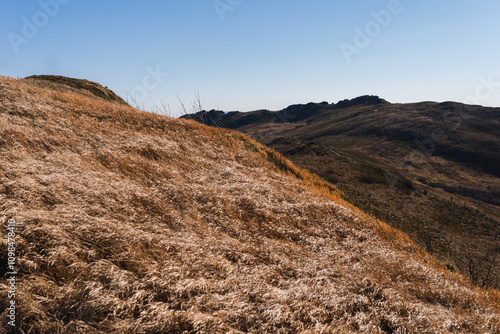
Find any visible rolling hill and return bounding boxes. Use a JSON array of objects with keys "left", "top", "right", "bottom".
[
  {"left": 182, "top": 96, "right": 500, "bottom": 290},
  {"left": 1, "top": 77, "right": 499, "bottom": 333}
]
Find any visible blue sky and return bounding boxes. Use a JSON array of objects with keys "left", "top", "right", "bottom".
[{"left": 1, "top": 0, "right": 499, "bottom": 116}]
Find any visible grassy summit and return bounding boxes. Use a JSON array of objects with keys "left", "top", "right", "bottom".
[{"left": 24, "top": 75, "right": 129, "bottom": 105}]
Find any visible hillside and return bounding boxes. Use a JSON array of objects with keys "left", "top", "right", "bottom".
[
  {"left": 1, "top": 78, "right": 499, "bottom": 333},
  {"left": 182, "top": 97, "right": 500, "bottom": 290}
]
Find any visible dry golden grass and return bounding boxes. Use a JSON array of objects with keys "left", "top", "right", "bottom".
[{"left": 0, "top": 75, "right": 499, "bottom": 333}]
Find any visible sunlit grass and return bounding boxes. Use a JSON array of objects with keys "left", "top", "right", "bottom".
[{"left": 0, "top": 75, "right": 498, "bottom": 333}]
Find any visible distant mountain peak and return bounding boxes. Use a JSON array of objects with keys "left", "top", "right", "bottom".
[{"left": 334, "top": 95, "right": 389, "bottom": 108}]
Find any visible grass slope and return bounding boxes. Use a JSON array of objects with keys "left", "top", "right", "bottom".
[
  {"left": 183, "top": 99, "right": 500, "bottom": 290},
  {"left": 0, "top": 78, "right": 499, "bottom": 333}
]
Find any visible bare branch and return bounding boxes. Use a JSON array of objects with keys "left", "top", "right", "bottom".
[
  {"left": 127, "top": 94, "right": 145, "bottom": 111},
  {"left": 153, "top": 98, "right": 171, "bottom": 117},
  {"left": 177, "top": 95, "right": 188, "bottom": 116}
]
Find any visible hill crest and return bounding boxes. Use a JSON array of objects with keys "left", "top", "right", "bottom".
[{"left": 24, "top": 75, "right": 128, "bottom": 105}]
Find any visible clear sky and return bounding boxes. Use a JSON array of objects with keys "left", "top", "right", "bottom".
[{"left": 1, "top": 1, "right": 499, "bottom": 116}]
